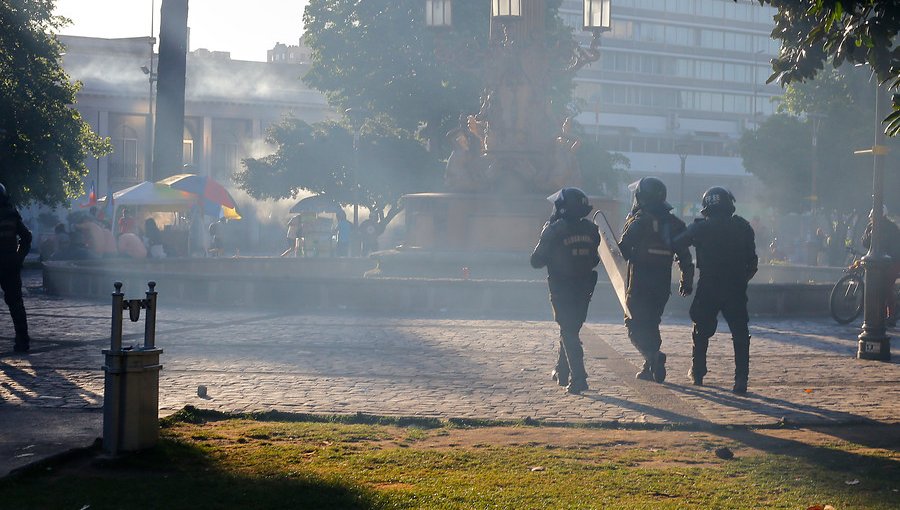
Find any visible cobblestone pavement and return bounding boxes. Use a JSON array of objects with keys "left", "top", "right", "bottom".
[{"left": 2, "top": 272, "right": 899, "bottom": 429}]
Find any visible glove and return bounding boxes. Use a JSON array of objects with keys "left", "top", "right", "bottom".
[{"left": 746, "top": 267, "right": 758, "bottom": 283}]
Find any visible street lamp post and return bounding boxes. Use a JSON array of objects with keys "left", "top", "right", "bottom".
[
  {"left": 140, "top": 59, "right": 157, "bottom": 179},
  {"left": 855, "top": 85, "right": 891, "bottom": 361},
  {"left": 676, "top": 142, "right": 689, "bottom": 220},
  {"left": 808, "top": 112, "right": 825, "bottom": 228}
]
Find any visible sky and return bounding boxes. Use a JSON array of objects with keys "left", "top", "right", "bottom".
[{"left": 54, "top": 0, "right": 309, "bottom": 62}]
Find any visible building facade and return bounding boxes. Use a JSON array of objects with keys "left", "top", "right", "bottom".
[
  {"left": 561, "top": 0, "right": 781, "bottom": 215},
  {"left": 60, "top": 35, "right": 334, "bottom": 199}
]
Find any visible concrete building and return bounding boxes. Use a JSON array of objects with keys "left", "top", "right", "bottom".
[
  {"left": 267, "top": 36, "right": 313, "bottom": 64},
  {"left": 59, "top": 35, "right": 333, "bottom": 198},
  {"left": 561, "top": 0, "right": 781, "bottom": 215}
]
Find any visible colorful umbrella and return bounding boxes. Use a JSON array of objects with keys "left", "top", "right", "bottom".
[
  {"left": 158, "top": 174, "right": 241, "bottom": 219},
  {"left": 289, "top": 194, "right": 343, "bottom": 214}
]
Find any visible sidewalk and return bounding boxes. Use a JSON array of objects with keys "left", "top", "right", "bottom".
[{"left": 2, "top": 273, "right": 898, "bottom": 476}]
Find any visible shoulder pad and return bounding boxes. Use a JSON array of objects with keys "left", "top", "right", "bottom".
[
  {"left": 543, "top": 219, "right": 566, "bottom": 236},
  {"left": 669, "top": 214, "right": 687, "bottom": 229},
  {"left": 732, "top": 215, "right": 752, "bottom": 229}
]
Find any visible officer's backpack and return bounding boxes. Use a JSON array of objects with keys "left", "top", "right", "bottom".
[{"left": 634, "top": 214, "right": 673, "bottom": 266}]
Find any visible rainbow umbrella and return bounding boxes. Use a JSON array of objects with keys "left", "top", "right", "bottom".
[{"left": 158, "top": 174, "right": 241, "bottom": 219}]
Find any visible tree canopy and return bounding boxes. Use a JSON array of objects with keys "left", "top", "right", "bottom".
[
  {"left": 740, "top": 66, "right": 900, "bottom": 214},
  {"left": 239, "top": 0, "right": 626, "bottom": 227},
  {"left": 301, "top": 0, "right": 575, "bottom": 143},
  {"left": 761, "top": 0, "right": 900, "bottom": 135},
  {"left": 237, "top": 117, "right": 441, "bottom": 227},
  {"left": 0, "top": 0, "right": 110, "bottom": 205}
]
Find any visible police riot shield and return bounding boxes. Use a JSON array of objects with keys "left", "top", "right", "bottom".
[{"left": 592, "top": 210, "right": 631, "bottom": 318}]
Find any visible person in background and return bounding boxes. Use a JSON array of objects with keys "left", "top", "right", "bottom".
[
  {"left": 0, "top": 183, "right": 33, "bottom": 353},
  {"left": 117, "top": 207, "right": 138, "bottom": 236},
  {"left": 209, "top": 217, "right": 227, "bottom": 257},
  {"left": 334, "top": 209, "right": 353, "bottom": 257},
  {"left": 144, "top": 217, "right": 166, "bottom": 258},
  {"left": 861, "top": 207, "right": 900, "bottom": 327},
  {"left": 282, "top": 214, "right": 302, "bottom": 257}
]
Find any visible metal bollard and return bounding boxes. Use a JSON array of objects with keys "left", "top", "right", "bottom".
[{"left": 102, "top": 281, "right": 164, "bottom": 455}]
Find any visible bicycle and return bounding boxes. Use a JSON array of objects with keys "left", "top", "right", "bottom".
[{"left": 829, "top": 247, "right": 900, "bottom": 325}]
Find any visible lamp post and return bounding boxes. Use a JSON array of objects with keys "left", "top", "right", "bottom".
[
  {"left": 140, "top": 61, "right": 157, "bottom": 179},
  {"left": 675, "top": 142, "right": 689, "bottom": 220},
  {"left": 854, "top": 84, "right": 891, "bottom": 361},
  {"left": 423, "top": 0, "right": 610, "bottom": 193},
  {"left": 808, "top": 112, "right": 825, "bottom": 229}
]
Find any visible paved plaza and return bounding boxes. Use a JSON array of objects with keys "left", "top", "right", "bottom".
[{"left": 1, "top": 271, "right": 899, "bottom": 474}]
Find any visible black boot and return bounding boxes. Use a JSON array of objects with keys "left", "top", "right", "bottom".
[
  {"left": 561, "top": 332, "right": 588, "bottom": 393},
  {"left": 552, "top": 339, "right": 570, "bottom": 387},
  {"left": 551, "top": 369, "right": 569, "bottom": 387},
  {"left": 733, "top": 336, "right": 750, "bottom": 394},
  {"left": 566, "top": 379, "right": 589, "bottom": 394},
  {"left": 689, "top": 331, "right": 710, "bottom": 385},
  {"left": 651, "top": 351, "right": 667, "bottom": 383},
  {"left": 635, "top": 360, "right": 653, "bottom": 380},
  {"left": 13, "top": 334, "right": 30, "bottom": 353}
]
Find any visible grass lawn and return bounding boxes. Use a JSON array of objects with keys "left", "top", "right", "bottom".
[{"left": 2, "top": 408, "right": 898, "bottom": 509}]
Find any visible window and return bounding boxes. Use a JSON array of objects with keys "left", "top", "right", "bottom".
[
  {"left": 183, "top": 139, "right": 194, "bottom": 166},
  {"left": 111, "top": 138, "right": 138, "bottom": 178},
  {"left": 110, "top": 125, "right": 140, "bottom": 179},
  {"left": 212, "top": 143, "right": 238, "bottom": 181}
]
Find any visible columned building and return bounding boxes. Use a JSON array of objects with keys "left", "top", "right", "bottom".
[
  {"left": 60, "top": 35, "right": 334, "bottom": 198},
  {"left": 561, "top": 0, "right": 781, "bottom": 215}
]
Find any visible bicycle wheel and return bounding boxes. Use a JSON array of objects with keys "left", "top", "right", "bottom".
[{"left": 830, "top": 274, "right": 864, "bottom": 324}]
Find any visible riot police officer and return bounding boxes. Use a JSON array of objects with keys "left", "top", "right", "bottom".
[
  {"left": 531, "top": 188, "right": 601, "bottom": 394},
  {"left": 673, "top": 187, "right": 757, "bottom": 394},
  {"left": 618, "top": 177, "right": 693, "bottom": 383},
  {"left": 0, "top": 183, "right": 33, "bottom": 353}
]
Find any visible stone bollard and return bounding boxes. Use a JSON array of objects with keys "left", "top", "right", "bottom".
[{"left": 102, "top": 281, "right": 164, "bottom": 455}]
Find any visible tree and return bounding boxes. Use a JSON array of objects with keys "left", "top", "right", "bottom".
[
  {"left": 760, "top": 0, "right": 900, "bottom": 135},
  {"left": 576, "top": 139, "right": 629, "bottom": 197},
  {"left": 740, "top": 66, "right": 900, "bottom": 214},
  {"left": 0, "top": 0, "right": 110, "bottom": 205},
  {"left": 237, "top": 117, "right": 441, "bottom": 230},
  {"left": 302, "top": 0, "right": 577, "bottom": 146}
]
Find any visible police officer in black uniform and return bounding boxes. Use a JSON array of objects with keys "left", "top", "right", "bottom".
[
  {"left": 618, "top": 177, "right": 693, "bottom": 383},
  {"left": 673, "top": 187, "right": 757, "bottom": 394},
  {"left": 531, "top": 188, "right": 601, "bottom": 394},
  {"left": 0, "top": 183, "right": 33, "bottom": 353}
]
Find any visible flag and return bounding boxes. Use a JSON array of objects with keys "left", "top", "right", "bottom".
[{"left": 80, "top": 182, "right": 98, "bottom": 208}]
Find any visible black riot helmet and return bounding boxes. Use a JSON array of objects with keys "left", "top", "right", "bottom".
[
  {"left": 700, "top": 186, "right": 736, "bottom": 217},
  {"left": 630, "top": 177, "right": 670, "bottom": 209},
  {"left": 548, "top": 187, "right": 593, "bottom": 220}
]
